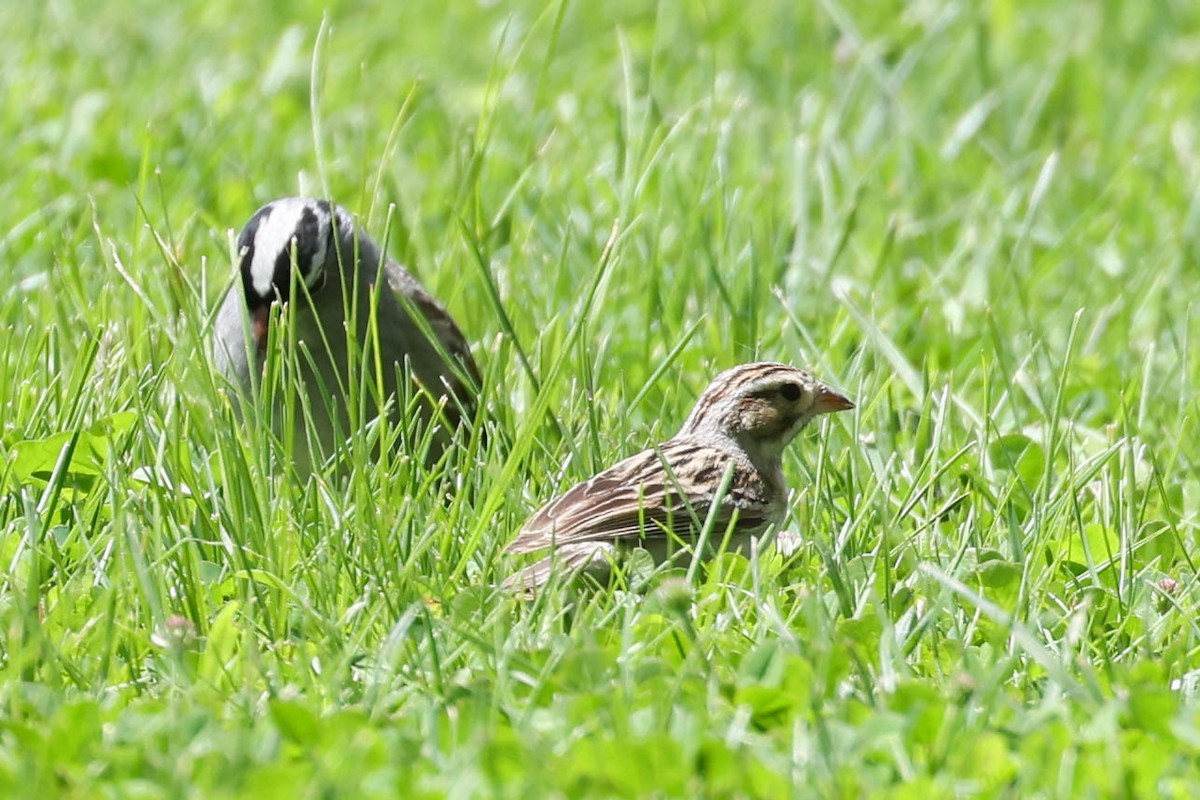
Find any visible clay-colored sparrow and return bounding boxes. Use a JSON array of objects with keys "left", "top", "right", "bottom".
[{"left": 505, "top": 362, "right": 853, "bottom": 593}]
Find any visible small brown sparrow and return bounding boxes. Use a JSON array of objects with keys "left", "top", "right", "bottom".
[
  {"left": 212, "top": 197, "right": 480, "bottom": 470},
  {"left": 504, "top": 362, "right": 854, "bottom": 593}
]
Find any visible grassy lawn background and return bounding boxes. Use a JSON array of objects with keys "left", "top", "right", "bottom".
[{"left": 2, "top": 0, "right": 1199, "bottom": 795}]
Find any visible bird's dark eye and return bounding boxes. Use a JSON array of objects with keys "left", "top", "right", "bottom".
[{"left": 778, "top": 382, "right": 802, "bottom": 402}]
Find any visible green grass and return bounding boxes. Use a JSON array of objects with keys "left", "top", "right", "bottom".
[{"left": 2, "top": 0, "right": 1199, "bottom": 795}]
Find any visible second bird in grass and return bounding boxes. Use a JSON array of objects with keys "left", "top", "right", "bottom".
[
  {"left": 504, "top": 362, "right": 854, "bottom": 594},
  {"left": 212, "top": 197, "right": 481, "bottom": 470}
]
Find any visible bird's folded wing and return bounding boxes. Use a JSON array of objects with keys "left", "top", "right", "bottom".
[
  {"left": 384, "top": 260, "right": 482, "bottom": 402},
  {"left": 509, "top": 443, "right": 764, "bottom": 554}
]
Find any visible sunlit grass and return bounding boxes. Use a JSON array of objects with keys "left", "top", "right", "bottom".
[{"left": 1, "top": 0, "right": 1199, "bottom": 795}]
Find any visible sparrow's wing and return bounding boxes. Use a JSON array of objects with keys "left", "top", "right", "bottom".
[
  {"left": 381, "top": 259, "right": 482, "bottom": 420},
  {"left": 384, "top": 264, "right": 478, "bottom": 372},
  {"left": 508, "top": 440, "right": 772, "bottom": 554}
]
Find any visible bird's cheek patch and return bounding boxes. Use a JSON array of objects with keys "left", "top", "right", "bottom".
[{"left": 738, "top": 397, "right": 781, "bottom": 431}]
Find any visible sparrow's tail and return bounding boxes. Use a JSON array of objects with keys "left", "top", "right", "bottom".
[{"left": 501, "top": 541, "right": 618, "bottom": 599}]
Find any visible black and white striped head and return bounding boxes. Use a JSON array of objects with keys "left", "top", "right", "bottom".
[
  {"left": 679, "top": 362, "right": 854, "bottom": 450},
  {"left": 236, "top": 197, "right": 347, "bottom": 313}
]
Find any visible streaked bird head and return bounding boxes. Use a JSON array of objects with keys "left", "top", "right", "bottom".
[
  {"left": 235, "top": 197, "right": 354, "bottom": 313},
  {"left": 234, "top": 197, "right": 360, "bottom": 346},
  {"left": 679, "top": 362, "right": 853, "bottom": 455}
]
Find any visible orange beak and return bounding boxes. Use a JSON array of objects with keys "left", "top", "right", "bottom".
[
  {"left": 813, "top": 386, "right": 855, "bottom": 415},
  {"left": 252, "top": 307, "right": 271, "bottom": 355}
]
